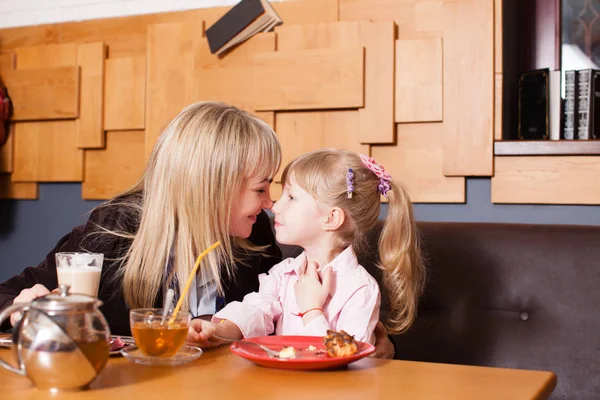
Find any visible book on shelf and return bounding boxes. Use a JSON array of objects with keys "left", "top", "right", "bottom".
[
  {"left": 548, "top": 70, "right": 561, "bottom": 140},
  {"left": 518, "top": 69, "right": 550, "bottom": 140},
  {"left": 576, "top": 68, "right": 600, "bottom": 140},
  {"left": 205, "top": 0, "right": 282, "bottom": 56},
  {"left": 563, "top": 69, "right": 578, "bottom": 140}
]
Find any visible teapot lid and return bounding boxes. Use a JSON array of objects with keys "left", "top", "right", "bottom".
[{"left": 32, "top": 285, "right": 101, "bottom": 312}]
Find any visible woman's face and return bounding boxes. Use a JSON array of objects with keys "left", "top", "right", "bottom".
[{"left": 229, "top": 175, "right": 274, "bottom": 238}]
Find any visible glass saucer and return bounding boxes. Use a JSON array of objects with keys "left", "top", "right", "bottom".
[{"left": 121, "top": 345, "right": 203, "bottom": 366}]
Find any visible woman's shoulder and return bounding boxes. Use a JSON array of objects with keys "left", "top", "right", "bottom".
[
  {"left": 78, "top": 193, "right": 142, "bottom": 254},
  {"left": 87, "top": 193, "right": 142, "bottom": 234}
]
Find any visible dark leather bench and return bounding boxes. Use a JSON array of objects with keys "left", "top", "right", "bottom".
[{"left": 277, "top": 221, "right": 600, "bottom": 400}]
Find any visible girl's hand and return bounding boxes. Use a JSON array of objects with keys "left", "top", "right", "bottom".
[
  {"left": 294, "top": 259, "right": 332, "bottom": 313},
  {"left": 186, "top": 319, "right": 222, "bottom": 349}
]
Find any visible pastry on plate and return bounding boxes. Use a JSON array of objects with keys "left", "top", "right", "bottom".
[{"left": 322, "top": 330, "right": 359, "bottom": 357}]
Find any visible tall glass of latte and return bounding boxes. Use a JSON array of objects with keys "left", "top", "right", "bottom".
[{"left": 55, "top": 253, "right": 104, "bottom": 297}]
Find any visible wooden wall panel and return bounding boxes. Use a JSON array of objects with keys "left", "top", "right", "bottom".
[
  {"left": 196, "top": 32, "right": 276, "bottom": 68},
  {"left": 15, "top": 43, "right": 77, "bottom": 68},
  {"left": 371, "top": 123, "right": 465, "bottom": 203},
  {"left": 3, "top": 67, "right": 80, "bottom": 121},
  {"left": 0, "top": 53, "right": 15, "bottom": 75},
  {"left": 12, "top": 44, "right": 82, "bottom": 182},
  {"left": 0, "top": 174, "right": 38, "bottom": 200},
  {"left": 340, "top": 0, "right": 443, "bottom": 40},
  {"left": 395, "top": 37, "right": 442, "bottom": 123},
  {"left": 277, "top": 21, "right": 394, "bottom": 143},
  {"left": 145, "top": 22, "right": 199, "bottom": 158},
  {"left": 273, "top": 0, "right": 339, "bottom": 26},
  {"left": 194, "top": 33, "right": 276, "bottom": 112},
  {"left": 104, "top": 57, "right": 146, "bottom": 131},
  {"left": 359, "top": 21, "right": 395, "bottom": 143},
  {"left": 253, "top": 47, "right": 365, "bottom": 111},
  {"left": 276, "top": 22, "right": 361, "bottom": 51},
  {"left": 274, "top": 111, "right": 369, "bottom": 182},
  {"left": 12, "top": 121, "right": 83, "bottom": 182},
  {"left": 57, "top": 10, "right": 208, "bottom": 59},
  {"left": 0, "top": 24, "right": 58, "bottom": 54},
  {"left": 492, "top": 157, "right": 600, "bottom": 205},
  {"left": 76, "top": 42, "right": 106, "bottom": 148},
  {"left": 442, "top": 0, "right": 494, "bottom": 176},
  {"left": 494, "top": 73, "right": 503, "bottom": 140},
  {"left": 494, "top": 0, "right": 503, "bottom": 74},
  {"left": 83, "top": 130, "right": 145, "bottom": 200}
]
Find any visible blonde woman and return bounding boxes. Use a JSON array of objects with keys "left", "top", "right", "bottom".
[
  {"left": 0, "top": 102, "right": 281, "bottom": 336},
  {"left": 0, "top": 104, "right": 396, "bottom": 358}
]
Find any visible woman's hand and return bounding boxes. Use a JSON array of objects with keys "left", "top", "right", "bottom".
[
  {"left": 10, "top": 284, "right": 51, "bottom": 327},
  {"left": 370, "top": 321, "right": 395, "bottom": 359},
  {"left": 294, "top": 259, "right": 332, "bottom": 313}
]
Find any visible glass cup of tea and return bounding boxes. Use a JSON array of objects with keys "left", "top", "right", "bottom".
[
  {"left": 55, "top": 253, "right": 104, "bottom": 298},
  {"left": 129, "top": 309, "right": 190, "bottom": 358}
]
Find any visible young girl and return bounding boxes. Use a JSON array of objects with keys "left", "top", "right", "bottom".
[{"left": 188, "top": 149, "right": 425, "bottom": 344}]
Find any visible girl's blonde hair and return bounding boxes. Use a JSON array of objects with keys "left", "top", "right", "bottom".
[
  {"left": 281, "top": 149, "right": 425, "bottom": 334},
  {"left": 96, "top": 101, "right": 281, "bottom": 310}
]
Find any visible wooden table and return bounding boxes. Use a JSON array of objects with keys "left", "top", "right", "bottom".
[{"left": 0, "top": 347, "right": 556, "bottom": 399}]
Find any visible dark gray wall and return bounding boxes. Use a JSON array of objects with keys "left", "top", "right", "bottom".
[{"left": 1, "top": 178, "right": 599, "bottom": 282}]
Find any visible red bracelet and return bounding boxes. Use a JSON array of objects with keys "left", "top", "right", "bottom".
[{"left": 292, "top": 307, "right": 322, "bottom": 318}]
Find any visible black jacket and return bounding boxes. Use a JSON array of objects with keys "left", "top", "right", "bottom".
[{"left": 0, "top": 203, "right": 281, "bottom": 335}]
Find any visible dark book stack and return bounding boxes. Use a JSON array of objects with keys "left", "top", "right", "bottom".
[
  {"left": 518, "top": 69, "right": 550, "bottom": 140},
  {"left": 576, "top": 69, "right": 600, "bottom": 140},
  {"left": 563, "top": 70, "right": 578, "bottom": 140},
  {"left": 205, "top": 0, "right": 282, "bottom": 56}
]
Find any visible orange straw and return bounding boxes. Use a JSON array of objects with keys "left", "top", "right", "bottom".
[{"left": 168, "top": 240, "right": 221, "bottom": 324}]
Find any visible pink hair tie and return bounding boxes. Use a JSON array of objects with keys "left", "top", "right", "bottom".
[{"left": 359, "top": 154, "right": 392, "bottom": 198}]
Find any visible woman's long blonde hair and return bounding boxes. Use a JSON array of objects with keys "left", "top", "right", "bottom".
[
  {"left": 97, "top": 102, "right": 281, "bottom": 310},
  {"left": 281, "top": 149, "right": 425, "bottom": 334}
]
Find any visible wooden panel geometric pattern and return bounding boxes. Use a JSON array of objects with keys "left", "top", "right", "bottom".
[
  {"left": 11, "top": 43, "right": 83, "bottom": 183},
  {"left": 0, "top": 173, "right": 38, "bottom": 200},
  {"left": 0, "top": 0, "right": 510, "bottom": 204},
  {"left": 76, "top": 42, "right": 106, "bottom": 148},
  {"left": 442, "top": 0, "right": 494, "bottom": 177},
  {"left": 276, "top": 21, "right": 395, "bottom": 143},
  {"left": 82, "top": 130, "right": 145, "bottom": 200},
  {"left": 395, "top": 37, "right": 443, "bottom": 123},
  {"left": 194, "top": 33, "right": 276, "bottom": 112},
  {"left": 15, "top": 43, "right": 77, "bottom": 68},
  {"left": 274, "top": 110, "right": 369, "bottom": 183},
  {"left": 252, "top": 47, "right": 365, "bottom": 111},
  {"left": 12, "top": 121, "right": 83, "bottom": 182},
  {"left": 145, "top": 22, "right": 200, "bottom": 158},
  {"left": 492, "top": 156, "right": 600, "bottom": 205},
  {"left": 371, "top": 123, "right": 465, "bottom": 203},
  {"left": 3, "top": 66, "right": 80, "bottom": 121},
  {"left": 104, "top": 57, "right": 146, "bottom": 131}
]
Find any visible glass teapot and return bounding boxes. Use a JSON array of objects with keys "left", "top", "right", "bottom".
[{"left": 0, "top": 284, "right": 111, "bottom": 392}]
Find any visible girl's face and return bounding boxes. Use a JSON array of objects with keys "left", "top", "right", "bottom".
[
  {"left": 271, "top": 176, "right": 325, "bottom": 248},
  {"left": 229, "top": 175, "right": 274, "bottom": 238}
]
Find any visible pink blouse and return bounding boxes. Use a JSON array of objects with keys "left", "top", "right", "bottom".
[{"left": 213, "top": 246, "right": 381, "bottom": 344}]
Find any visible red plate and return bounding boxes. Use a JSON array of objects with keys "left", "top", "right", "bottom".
[{"left": 229, "top": 335, "right": 375, "bottom": 370}]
